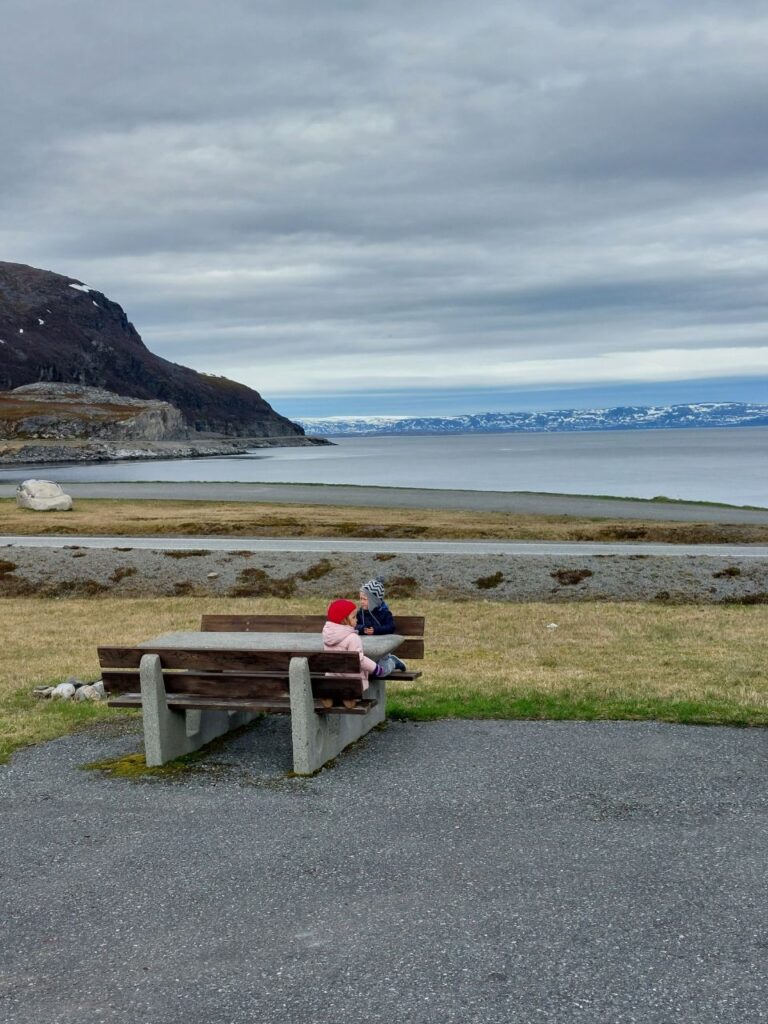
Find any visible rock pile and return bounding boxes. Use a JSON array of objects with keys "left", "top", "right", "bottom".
[{"left": 33, "top": 678, "right": 107, "bottom": 701}]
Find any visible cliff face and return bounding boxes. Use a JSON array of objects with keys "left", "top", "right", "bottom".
[
  {"left": 0, "top": 383, "right": 189, "bottom": 441},
  {"left": 0, "top": 261, "right": 303, "bottom": 437}
]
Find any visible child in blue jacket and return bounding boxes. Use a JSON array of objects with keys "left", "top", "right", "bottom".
[{"left": 355, "top": 576, "right": 407, "bottom": 670}]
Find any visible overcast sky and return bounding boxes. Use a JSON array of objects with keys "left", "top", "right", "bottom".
[{"left": 2, "top": 0, "right": 768, "bottom": 415}]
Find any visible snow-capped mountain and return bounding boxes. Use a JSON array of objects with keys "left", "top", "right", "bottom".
[{"left": 298, "top": 403, "right": 768, "bottom": 436}]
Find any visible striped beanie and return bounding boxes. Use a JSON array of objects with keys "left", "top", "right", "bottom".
[{"left": 360, "top": 576, "right": 385, "bottom": 609}]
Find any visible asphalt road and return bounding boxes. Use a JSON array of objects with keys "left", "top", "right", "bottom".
[
  {"left": 2, "top": 718, "right": 766, "bottom": 1024},
  {"left": 3, "top": 480, "right": 767, "bottom": 523},
  {"left": 3, "top": 534, "right": 768, "bottom": 558}
]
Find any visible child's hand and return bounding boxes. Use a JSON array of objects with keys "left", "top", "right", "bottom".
[{"left": 364, "top": 627, "right": 374, "bottom": 635}]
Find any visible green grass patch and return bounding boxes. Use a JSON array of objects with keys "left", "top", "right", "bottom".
[
  {"left": 0, "top": 689, "right": 130, "bottom": 764},
  {"left": 386, "top": 690, "right": 768, "bottom": 727}
]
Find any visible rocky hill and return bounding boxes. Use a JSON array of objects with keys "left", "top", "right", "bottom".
[
  {"left": 0, "top": 261, "right": 303, "bottom": 438},
  {"left": 0, "top": 383, "right": 188, "bottom": 441}
]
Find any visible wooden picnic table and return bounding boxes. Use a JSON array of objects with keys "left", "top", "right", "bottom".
[{"left": 101, "top": 628, "right": 412, "bottom": 774}]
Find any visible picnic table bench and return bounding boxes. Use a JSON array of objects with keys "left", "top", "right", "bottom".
[{"left": 99, "top": 613, "right": 424, "bottom": 774}]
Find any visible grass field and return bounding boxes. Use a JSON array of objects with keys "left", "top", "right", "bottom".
[
  {"left": 3, "top": 498, "right": 767, "bottom": 544},
  {"left": 2, "top": 596, "right": 766, "bottom": 763}
]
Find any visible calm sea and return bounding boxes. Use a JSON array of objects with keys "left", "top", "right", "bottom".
[{"left": 1, "top": 427, "right": 766, "bottom": 506}]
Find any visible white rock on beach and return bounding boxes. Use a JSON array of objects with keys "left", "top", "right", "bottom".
[{"left": 16, "top": 479, "right": 73, "bottom": 512}]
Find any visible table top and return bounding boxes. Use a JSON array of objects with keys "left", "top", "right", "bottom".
[{"left": 139, "top": 631, "right": 404, "bottom": 660}]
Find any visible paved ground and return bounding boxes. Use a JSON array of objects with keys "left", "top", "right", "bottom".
[
  {"left": 1, "top": 718, "right": 766, "bottom": 1024},
  {"left": 3, "top": 534, "right": 768, "bottom": 557},
  {"left": 2, "top": 480, "right": 767, "bottom": 523}
]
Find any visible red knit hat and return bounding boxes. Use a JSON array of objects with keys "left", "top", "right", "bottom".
[{"left": 327, "top": 599, "right": 357, "bottom": 624}]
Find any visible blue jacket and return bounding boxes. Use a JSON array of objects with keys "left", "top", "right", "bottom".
[{"left": 355, "top": 601, "right": 396, "bottom": 635}]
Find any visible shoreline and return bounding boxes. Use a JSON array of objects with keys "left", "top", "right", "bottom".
[{"left": 0, "top": 434, "right": 331, "bottom": 467}]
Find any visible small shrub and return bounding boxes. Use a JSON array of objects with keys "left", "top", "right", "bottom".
[
  {"left": 163, "top": 549, "right": 211, "bottom": 559},
  {"left": 375, "top": 553, "right": 397, "bottom": 562},
  {"left": 475, "top": 571, "right": 504, "bottom": 590},
  {"left": 604, "top": 527, "right": 648, "bottom": 541},
  {"left": 43, "top": 579, "right": 108, "bottom": 597},
  {"left": 551, "top": 568, "right": 593, "bottom": 586},
  {"left": 713, "top": 566, "right": 741, "bottom": 578},
  {"left": 71, "top": 551, "right": 87, "bottom": 558},
  {"left": 230, "top": 568, "right": 297, "bottom": 598},
  {"left": 173, "top": 582, "right": 196, "bottom": 596},
  {"left": 110, "top": 566, "right": 137, "bottom": 583},
  {"left": 0, "top": 560, "right": 17, "bottom": 575},
  {"left": 299, "top": 559, "right": 333, "bottom": 581},
  {"left": 387, "top": 575, "right": 419, "bottom": 598},
  {"left": 0, "top": 574, "right": 35, "bottom": 596}
]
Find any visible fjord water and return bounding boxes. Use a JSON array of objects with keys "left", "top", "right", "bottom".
[{"left": 1, "top": 427, "right": 766, "bottom": 506}]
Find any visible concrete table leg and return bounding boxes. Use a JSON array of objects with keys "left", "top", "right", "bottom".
[
  {"left": 289, "top": 657, "right": 387, "bottom": 775},
  {"left": 139, "top": 654, "right": 254, "bottom": 767}
]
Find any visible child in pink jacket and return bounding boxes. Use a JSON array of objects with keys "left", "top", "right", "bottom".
[{"left": 322, "top": 599, "right": 393, "bottom": 690}]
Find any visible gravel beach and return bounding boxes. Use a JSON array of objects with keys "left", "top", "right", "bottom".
[{"left": 2, "top": 542, "right": 766, "bottom": 602}]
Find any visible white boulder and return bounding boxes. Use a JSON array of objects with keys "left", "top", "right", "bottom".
[
  {"left": 74, "top": 684, "right": 100, "bottom": 702},
  {"left": 50, "top": 682, "right": 76, "bottom": 700},
  {"left": 16, "top": 479, "right": 73, "bottom": 512}
]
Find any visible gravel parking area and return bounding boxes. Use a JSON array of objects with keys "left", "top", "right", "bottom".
[{"left": 1, "top": 717, "right": 767, "bottom": 1024}]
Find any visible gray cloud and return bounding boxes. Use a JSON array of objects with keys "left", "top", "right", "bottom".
[{"left": 2, "top": 0, "right": 768, "bottom": 403}]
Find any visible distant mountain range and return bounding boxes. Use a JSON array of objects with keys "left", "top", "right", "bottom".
[{"left": 298, "top": 402, "right": 768, "bottom": 436}]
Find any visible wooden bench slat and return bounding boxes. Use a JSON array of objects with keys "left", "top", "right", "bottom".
[
  {"left": 101, "top": 670, "right": 365, "bottom": 700},
  {"left": 107, "top": 694, "right": 377, "bottom": 716},
  {"left": 391, "top": 639, "right": 424, "bottom": 659},
  {"left": 200, "top": 613, "right": 425, "bottom": 638},
  {"left": 98, "top": 647, "right": 361, "bottom": 674}
]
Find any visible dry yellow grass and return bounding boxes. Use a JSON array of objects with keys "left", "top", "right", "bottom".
[
  {"left": 2, "top": 596, "right": 767, "bottom": 761},
  {"left": 2, "top": 498, "right": 766, "bottom": 544}
]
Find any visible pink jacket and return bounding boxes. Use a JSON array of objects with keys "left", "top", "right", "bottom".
[{"left": 322, "top": 621, "right": 377, "bottom": 689}]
